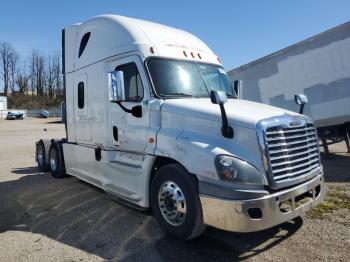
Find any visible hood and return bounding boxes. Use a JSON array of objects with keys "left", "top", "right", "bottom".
[{"left": 161, "top": 98, "right": 301, "bottom": 129}]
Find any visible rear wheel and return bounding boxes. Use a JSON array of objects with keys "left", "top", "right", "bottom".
[
  {"left": 48, "top": 142, "right": 66, "bottom": 178},
  {"left": 36, "top": 140, "right": 48, "bottom": 172},
  {"left": 150, "top": 163, "right": 205, "bottom": 240}
]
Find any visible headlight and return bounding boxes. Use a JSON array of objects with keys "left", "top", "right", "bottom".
[{"left": 215, "top": 155, "right": 267, "bottom": 185}]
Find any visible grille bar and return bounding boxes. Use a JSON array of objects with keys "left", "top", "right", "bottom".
[
  {"left": 267, "top": 137, "right": 318, "bottom": 148},
  {"left": 272, "top": 158, "right": 319, "bottom": 174},
  {"left": 266, "top": 127, "right": 314, "bottom": 135},
  {"left": 266, "top": 132, "right": 316, "bottom": 142},
  {"left": 271, "top": 152, "right": 319, "bottom": 168},
  {"left": 269, "top": 143, "right": 317, "bottom": 155},
  {"left": 274, "top": 163, "right": 321, "bottom": 181},
  {"left": 269, "top": 147, "right": 319, "bottom": 161}
]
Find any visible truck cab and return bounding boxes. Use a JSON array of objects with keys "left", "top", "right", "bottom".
[{"left": 37, "top": 14, "right": 325, "bottom": 240}]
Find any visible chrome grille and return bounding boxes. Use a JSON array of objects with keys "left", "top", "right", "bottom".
[{"left": 265, "top": 123, "right": 321, "bottom": 184}]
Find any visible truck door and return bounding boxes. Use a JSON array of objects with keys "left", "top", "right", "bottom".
[{"left": 109, "top": 55, "right": 150, "bottom": 153}]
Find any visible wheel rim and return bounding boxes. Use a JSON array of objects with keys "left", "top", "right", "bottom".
[
  {"left": 50, "top": 148, "right": 57, "bottom": 172},
  {"left": 37, "top": 145, "right": 44, "bottom": 167},
  {"left": 158, "top": 180, "right": 187, "bottom": 226}
]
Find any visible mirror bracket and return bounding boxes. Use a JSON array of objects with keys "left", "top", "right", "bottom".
[
  {"left": 219, "top": 104, "right": 234, "bottom": 138},
  {"left": 210, "top": 90, "right": 234, "bottom": 139},
  {"left": 116, "top": 102, "right": 142, "bottom": 118}
]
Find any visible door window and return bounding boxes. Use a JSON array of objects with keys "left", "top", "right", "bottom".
[
  {"left": 78, "top": 32, "right": 91, "bottom": 58},
  {"left": 115, "top": 63, "right": 144, "bottom": 102}
]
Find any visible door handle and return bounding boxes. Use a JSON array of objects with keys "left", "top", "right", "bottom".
[
  {"left": 95, "top": 147, "right": 102, "bottom": 161},
  {"left": 113, "top": 126, "right": 118, "bottom": 141}
]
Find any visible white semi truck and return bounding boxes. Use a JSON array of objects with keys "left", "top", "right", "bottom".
[{"left": 36, "top": 14, "right": 325, "bottom": 240}]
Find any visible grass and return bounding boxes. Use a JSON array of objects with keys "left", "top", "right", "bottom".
[{"left": 306, "top": 187, "right": 350, "bottom": 219}]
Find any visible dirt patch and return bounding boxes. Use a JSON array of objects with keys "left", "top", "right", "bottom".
[{"left": 307, "top": 185, "right": 350, "bottom": 220}]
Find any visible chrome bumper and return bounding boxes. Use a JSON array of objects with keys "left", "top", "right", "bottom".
[{"left": 200, "top": 173, "right": 325, "bottom": 233}]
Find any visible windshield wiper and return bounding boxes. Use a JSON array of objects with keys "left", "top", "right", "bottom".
[{"left": 161, "top": 92, "right": 199, "bottom": 98}]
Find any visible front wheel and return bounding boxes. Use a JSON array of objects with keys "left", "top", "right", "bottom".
[{"left": 150, "top": 163, "right": 205, "bottom": 240}]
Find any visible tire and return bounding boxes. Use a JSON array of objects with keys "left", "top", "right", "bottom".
[
  {"left": 48, "top": 142, "right": 67, "bottom": 178},
  {"left": 36, "top": 140, "right": 48, "bottom": 172},
  {"left": 150, "top": 163, "right": 205, "bottom": 240}
]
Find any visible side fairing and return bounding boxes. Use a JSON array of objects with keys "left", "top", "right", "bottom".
[{"left": 65, "top": 72, "right": 76, "bottom": 143}]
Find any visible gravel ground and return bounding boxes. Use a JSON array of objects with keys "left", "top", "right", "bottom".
[{"left": 0, "top": 118, "right": 349, "bottom": 262}]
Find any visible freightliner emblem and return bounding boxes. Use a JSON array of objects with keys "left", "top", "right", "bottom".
[{"left": 289, "top": 118, "right": 303, "bottom": 127}]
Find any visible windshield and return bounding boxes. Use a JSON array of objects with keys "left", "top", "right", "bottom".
[{"left": 146, "top": 58, "right": 236, "bottom": 98}]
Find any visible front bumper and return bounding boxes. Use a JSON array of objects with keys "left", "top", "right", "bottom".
[{"left": 200, "top": 172, "right": 325, "bottom": 232}]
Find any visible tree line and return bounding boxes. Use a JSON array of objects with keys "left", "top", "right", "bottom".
[{"left": 0, "top": 41, "right": 63, "bottom": 109}]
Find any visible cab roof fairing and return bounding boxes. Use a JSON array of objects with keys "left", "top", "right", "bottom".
[{"left": 65, "top": 14, "right": 221, "bottom": 71}]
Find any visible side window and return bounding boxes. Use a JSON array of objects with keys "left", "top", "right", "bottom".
[
  {"left": 78, "top": 82, "right": 84, "bottom": 109},
  {"left": 115, "top": 63, "right": 144, "bottom": 102},
  {"left": 78, "top": 32, "right": 91, "bottom": 58}
]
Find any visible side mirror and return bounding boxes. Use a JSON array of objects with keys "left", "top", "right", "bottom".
[
  {"left": 233, "top": 80, "right": 243, "bottom": 99},
  {"left": 108, "top": 71, "right": 125, "bottom": 102},
  {"left": 294, "top": 94, "right": 308, "bottom": 114},
  {"left": 210, "top": 90, "right": 227, "bottom": 104},
  {"left": 294, "top": 94, "right": 308, "bottom": 105}
]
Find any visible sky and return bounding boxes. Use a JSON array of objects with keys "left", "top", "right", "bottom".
[{"left": 0, "top": 0, "right": 349, "bottom": 91}]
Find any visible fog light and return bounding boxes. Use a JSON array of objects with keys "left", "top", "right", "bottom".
[
  {"left": 315, "top": 185, "right": 321, "bottom": 198},
  {"left": 247, "top": 208, "right": 263, "bottom": 219}
]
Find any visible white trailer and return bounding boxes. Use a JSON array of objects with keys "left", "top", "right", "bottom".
[
  {"left": 36, "top": 14, "right": 325, "bottom": 240},
  {"left": 229, "top": 22, "right": 350, "bottom": 153}
]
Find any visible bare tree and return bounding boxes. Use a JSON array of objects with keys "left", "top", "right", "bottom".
[
  {"left": 45, "top": 53, "right": 61, "bottom": 100},
  {"left": 16, "top": 61, "right": 31, "bottom": 94},
  {"left": 9, "top": 51, "right": 19, "bottom": 93},
  {"left": 1, "top": 42, "right": 62, "bottom": 109},
  {"left": 28, "top": 50, "right": 47, "bottom": 108},
  {"left": 38, "top": 55, "right": 45, "bottom": 97},
  {"left": 0, "top": 41, "right": 16, "bottom": 95},
  {"left": 29, "top": 51, "right": 36, "bottom": 96},
  {"left": 29, "top": 50, "right": 45, "bottom": 95},
  {"left": 52, "top": 52, "right": 62, "bottom": 99}
]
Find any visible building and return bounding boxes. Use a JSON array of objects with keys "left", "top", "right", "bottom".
[{"left": 0, "top": 96, "right": 7, "bottom": 111}]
